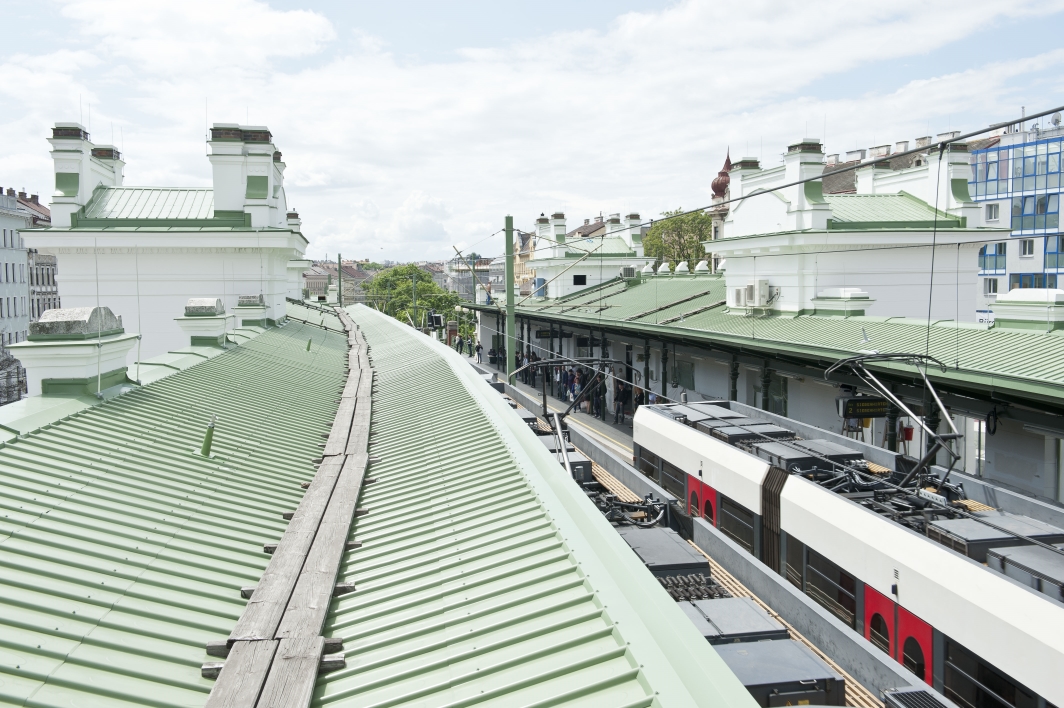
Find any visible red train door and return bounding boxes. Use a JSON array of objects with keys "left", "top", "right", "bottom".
[
  {"left": 897, "top": 606, "right": 933, "bottom": 686},
  {"left": 864, "top": 585, "right": 896, "bottom": 658}
]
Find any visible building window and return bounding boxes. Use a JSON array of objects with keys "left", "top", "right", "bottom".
[
  {"left": 675, "top": 360, "right": 695, "bottom": 390},
  {"left": 984, "top": 278, "right": 999, "bottom": 295},
  {"left": 986, "top": 203, "right": 999, "bottom": 221},
  {"left": 1009, "top": 273, "right": 1057, "bottom": 290},
  {"left": 573, "top": 274, "right": 587, "bottom": 286},
  {"left": 979, "top": 243, "right": 1006, "bottom": 272},
  {"left": 1020, "top": 239, "right": 1035, "bottom": 257}
]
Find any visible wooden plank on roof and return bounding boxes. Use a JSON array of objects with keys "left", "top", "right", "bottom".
[
  {"left": 345, "top": 424, "right": 369, "bottom": 456},
  {"left": 229, "top": 459, "right": 344, "bottom": 641},
  {"left": 255, "top": 636, "right": 325, "bottom": 708},
  {"left": 323, "top": 399, "right": 356, "bottom": 456},
  {"left": 275, "top": 453, "right": 367, "bottom": 638},
  {"left": 341, "top": 370, "right": 361, "bottom": 399},
  {"left": 203, "top": 639, "right": 278, "bottom": 708}
]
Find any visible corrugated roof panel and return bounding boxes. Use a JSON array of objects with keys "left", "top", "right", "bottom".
[
  {"left": 506, "top": 276, "right": 1064, "bottom": 398},
  {"left": 824, "top": 193, "right": 954, "bottom": 223},
  {"left": 0, "top": 310, "right": 347, "bottom": 706},
  {"left": 80, "top": 188, "right": 216, "bottom": 220},
  {"left": 312, "top": 307, "right": 756, "bottom": 708}
]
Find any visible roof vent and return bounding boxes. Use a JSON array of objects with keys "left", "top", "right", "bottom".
[
  {"left": 185, "top": 298, "right": 225, "bottom": 317},
  {"left": 694, "top": 260, "right": 710, "bottom": 273},
  {"left": 657, "top": 261, "right": 671, "bottom": 276},
  {"left": 675, "top": 261, "right": 690, "bottom": 274}
]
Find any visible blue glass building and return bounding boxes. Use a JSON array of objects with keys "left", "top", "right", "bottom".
[{"left": 970, "top": 126, "right": 1063, "bottom": 298}]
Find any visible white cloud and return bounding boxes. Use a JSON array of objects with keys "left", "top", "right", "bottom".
[{"left": 2, "top": 0, "right": 1063, "bottom": 261}]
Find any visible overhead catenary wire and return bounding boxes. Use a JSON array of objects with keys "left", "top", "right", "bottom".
[{"left": 455, "top": 104, "right": 1064, "bottom": 263}]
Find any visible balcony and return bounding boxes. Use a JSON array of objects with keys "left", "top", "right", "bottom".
[{"left": 979, "top": 253, "right": 1006, "bottom": 272}]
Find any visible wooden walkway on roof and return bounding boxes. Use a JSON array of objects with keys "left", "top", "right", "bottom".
[{"left": 204, "top": 307, "right": 372, "bottom": 708}]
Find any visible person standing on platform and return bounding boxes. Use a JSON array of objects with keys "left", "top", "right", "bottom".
[
  {"left": 475, "top": 341, "right": 483, "bottom": 363},
  {"left": 456, "top": 335, "right": 464, "bottom": 355}
]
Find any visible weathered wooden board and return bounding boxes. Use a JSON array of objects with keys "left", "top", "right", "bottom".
[
  {"left": 255, "top": 636, "right": 325, "bottom": 708},
  {"left": 228, "top": 459, "right": 344, "bottom": 641},
  {"left": 275, "top": 453, "right": 368, "bottom": 638},
  {"left": 203, "top": 640, "right": 278, "bottom": 708}
]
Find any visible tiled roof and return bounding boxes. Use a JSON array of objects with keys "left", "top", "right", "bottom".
[
  {"left": 312, "top": 306, "right": 754, "bottom": 707},
  {"left": 0, "top": 307, "right": 346, "bottom": 706},
  {"left": 82, "top": 187, "right": 215, "bottom": 220}
]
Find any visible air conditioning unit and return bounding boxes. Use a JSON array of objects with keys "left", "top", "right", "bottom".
[
  {"left": 620, "top": 266, "right": 636, "bottom": 279},
  {"left": 746, "top": 279, "right": 770, "bottom": 306},
  {"left": 733, "top": 287, "right": 747, "bottom": 307}
]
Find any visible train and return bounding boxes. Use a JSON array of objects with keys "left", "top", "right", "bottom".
[{"left": 632, "top": 401, "right": 1064, "bottom": 708}]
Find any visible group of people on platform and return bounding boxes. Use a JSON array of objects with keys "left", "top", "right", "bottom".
[
  {"left": 453, "top": 335, "right": 484, "bottom": 363},
  {"left": 477, "top": 341, "right": 664, "bottom": 426}
]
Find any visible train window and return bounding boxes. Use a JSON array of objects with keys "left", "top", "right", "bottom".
[
  {"left": 785, "top": 535, "right": 805, "bottom": 590},
  {"left": 660, "top": 461, "right": 686, "bottom": 498},
  {"left": 944, "top": 638, "right": 1038, "bottom": 708},
  {"left": 638, "top": 447, "right": 659, "bottom": 479},
  {"left": 902, "top": 636, "right": 925, "bottom": 681},
  {"left": 719, "top": 497, "right": 756, "bottom": 555},
  {"left": 805, "top": 548, "right": 857, "bottom": 629},
  {"left": 869, "top": 613, "right": 890, "bottom": 655},
  {"left": 703, "top": 498, "right": 714, "bottom": 523},
  {"left": 690, "top": 491, "right": 700, "bottom": 517}
]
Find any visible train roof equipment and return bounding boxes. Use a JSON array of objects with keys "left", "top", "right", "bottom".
[
  {"left": 987, "top": 543, "right": 1064, "bottom": 604},
  {"left": 712, "top": 640, "right": 846, "bottom": 707},
  {"left": 679, "top": 597, "right": 789, "bottom": 645},
  {"left": 616, "top": 525, "right": 712, "bottom": 577},
  {"left": 928, "top": 513, "right": 1064, "bottom": 562}
]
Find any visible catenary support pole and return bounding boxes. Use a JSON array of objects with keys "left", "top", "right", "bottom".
[
  {"left": 505, "top": 215, "right": 516, "bottom": 384},
  {"left": 729, "top": 357, "right": 740, "bottom": 402},
  {"left": 337, "top": 252, "right": 343, "bottom": 308}
]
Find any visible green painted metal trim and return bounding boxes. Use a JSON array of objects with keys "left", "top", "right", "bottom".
[
  {"left": 952, "top": 178, "right": 974, "bottom": 204},
  {"left": 68, "top": 215, "right": 251, "bottom": 229},
  {"left": 28, "top": 328, "right": 124, "bottom": 341},
  {"left": 246, "top": 176, "right": 268, "bottom": 199},
  {"left": 993, "top": 319, "right": 1064, "bottom": 332},
  {"left": 827, "top": 219, "right": 962, "bottom": 230},
  {"left": 41, "top": 366, "right": 127, "bottom": 395},
  {"left": 55, "top": 172, "right": 79, "bottom": 197},
  {"left": 804, "top": 180, "right": 826, "bottom": 204},
  {"left": 190, "top": 335, "right": 227, "bottom": 346}
]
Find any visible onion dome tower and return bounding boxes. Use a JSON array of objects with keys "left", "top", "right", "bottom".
[{"left": 711, "top": 150, "right": 732, "bottom": 198}]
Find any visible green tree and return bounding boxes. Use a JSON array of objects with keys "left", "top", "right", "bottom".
[
  {"left": 362, "top": 264, "right": 467, "bottom": 333},
  {"left": 642, "top": 208, "right": 714, "bottom": 268}
]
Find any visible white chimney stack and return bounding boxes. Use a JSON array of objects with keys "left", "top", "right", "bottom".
[
  {"left": 207, "top": 124, "right": 288, "bottom": 228},
  {"left": 47, "top": 123, "right": 124, "bottom": 228}
]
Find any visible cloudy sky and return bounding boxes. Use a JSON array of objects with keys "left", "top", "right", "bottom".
[{"left": 2, "top": 0, "right": 1063, "bottom": 262}]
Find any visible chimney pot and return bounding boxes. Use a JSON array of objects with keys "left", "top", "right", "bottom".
[
  {"left": 18, "top": 191, "right": 27, "bottom": 199},
  {"left": 5, "top": 188, "right": 14, "bottom": 197},
  {"left": 584, "top": 219, "right": 590, "bottom": 225},
  {"left": 30, "top": 195, "right": 38, "bottom": 204}
]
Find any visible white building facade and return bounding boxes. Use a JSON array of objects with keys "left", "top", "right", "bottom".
[
  {"left": 24, "top": 122, "right": 308, "bottom": 361},
  {"left": 713, "top": 139, "right": 1005, "bottom": 322},
  {"left": 525, "top": 212, "right": 650, "bottom": 299},
  {"left": 0, "top": 191, "right": 31, "bottom": 345}
]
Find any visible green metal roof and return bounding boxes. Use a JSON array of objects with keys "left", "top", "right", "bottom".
[
  {"left": 823, "top": 193, "right": 959, "bottom": 227},
  {"left": 0, "top": 307, "right": 346, "bottom": 706},
  {"left": 478, "top": 276, "right": 1064, "bottom": 410},
  {"left": 313, "top": 306, "right": 756, "bottom": 708},
  {"left": 82, "top": 187, "right": 215, "bottom": 220}
]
